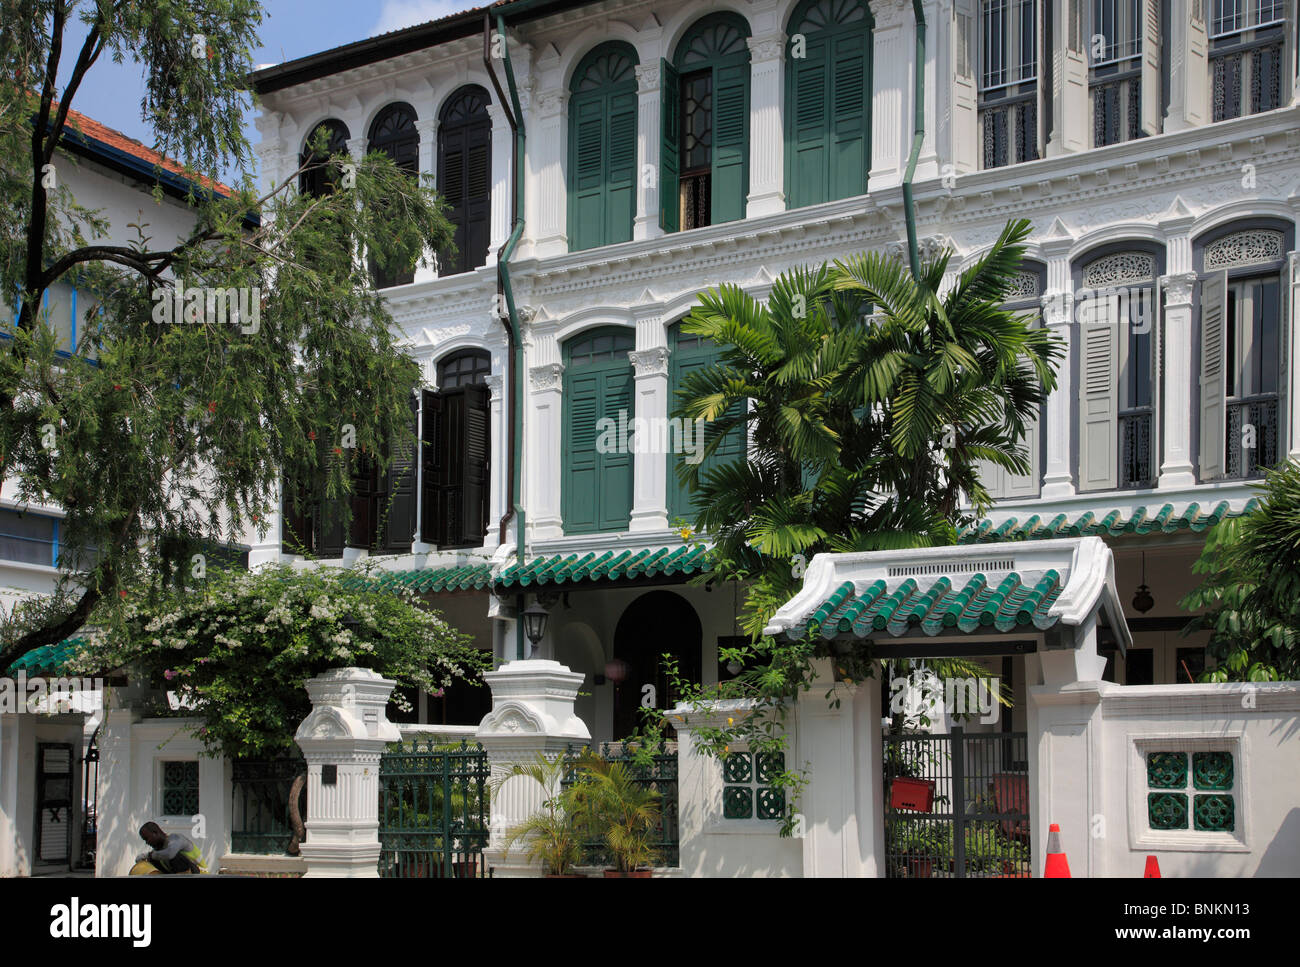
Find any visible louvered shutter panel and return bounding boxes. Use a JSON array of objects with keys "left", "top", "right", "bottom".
[
  {"left": 830, "top": 32, "right": 869, "bottom": 201},
  {"left": 1199, "top": 274, "right": 1227, "bottom": 481},
  {"left": 1285, "top": 254, "right": 1297, "bottom": 460},
  {"left": 383, "top": 396, "right": 418, "bottom": 552},
  {"left": 420, "top": 389, "right": 442, "bottom": 544},
  {"left": 1005, "top": 403, "right": 1042, "bottom": 497},
  {"left": 569, "top": 95, "right": 606, "bottom": 251},
  {"left": 348, "top": 450, "right": 376, "bottom": 548},
  {"left": 971, "top": 399, "right": 1008, "bottom": 499},
  {"left": 606, "top": 90, "right": 638, "bottom": 246},
  {"left": 660, "top": 58, "right": 680, "bottom": 233},
  {"left": 952, "top": 1, "right": 979, "bottom": 173},
  {"left": 317, "top": 446, "right": 346, "bottom": 557},
  {"left": 788, "top": 36, "right": 829, "bottom": 209},
  {"left": 438, "top": 390, "right": 466, "bottom": 546},
  {"left": 281, "top": 475, "right": 312, "bottom": 554},
  {"left": 1079, "top": 294, "right": 1120, "bottom": 491},
  {"left": 563, "top": 372, "right": 601, "bottom": 532},
  {"left": 668, "top": 352, "right": 705, "bottom": 520},
  {"left": 438, "top": 123, "right": 467, "bottom": 274},
  {"left": 599, "top": 370, "right": 635, "bottom": 531},
  {"left": 711, "top": 61, "right": 750, "bottom": 225},
  {"left": 465, "top": 121, "right": 491, "bottom": 271},
  {"left": 459, "top": 384, "right": 490, "bottom": 546},
  {"left": 1139, "top": 0, "right": 1162, "bottom": 135}
]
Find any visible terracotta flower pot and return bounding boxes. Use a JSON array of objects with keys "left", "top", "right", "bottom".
[{"left": 603, "top": 869, "right": 652, "bottom": 878}]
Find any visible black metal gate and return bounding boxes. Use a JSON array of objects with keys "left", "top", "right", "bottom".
[
  {"left": 883, "top": 727, "right": 1030, "bottom": 878},
  {"left": 80, "top": 729, "right": 99, "bottom": 869},
  {"left": 231, "top": 757, "right": 307, "bottom": 854},
  {"left": 378, "top": 738, "right": 490, "bottom": 877},
  {"left": 36, "top": 743, "right": 74, "bottom": 866}
]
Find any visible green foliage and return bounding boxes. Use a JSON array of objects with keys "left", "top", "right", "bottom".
[
  {"left": 0, "top": 2, "right": 458, "bottom": 668},
  {"left": 661, "top": 221, "right": 1053, "bottom": 833},
  {"left": 64, "top": 564, "right": 490, "bottom": 758},
  {"left": 493, "top": 752, "right": 584, "bottom": 876},
  {"left": 1180, "top": 460, "right": 1300, "bottom": 681},
  {"left": 562, "top": 750, "right": 661, "bottom": 873}
]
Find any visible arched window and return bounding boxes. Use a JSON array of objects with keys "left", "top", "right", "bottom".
[
  {"left": 666, "top": 322, "right": 748, "bottom": 521},
  {"left": 1075, "top": 247, "right": 1162, "bottom": 492},
  {"left": 784, "top": 0, "right": 873, "bottom": 209},
  {"left": 1196, "top": 224, "right": 1292, "bottom": 481},
  {"left": 568, "top": 43, "right": 639, "bottom": 252},
  {"left": 299, "top": 119, "right": 351, "bottom": 197},
  {"left": 661, "top": 13, "right": 752, "bottom": 232},
  {"left": 368, "top": 103, "right": 420, "bottom": 288},
  {"left": 422, "top": 349, "right": 491, "bottom": 548},
  {"left": 438, "top": 86, "right": 492, "bottom": 276},
  {"left": 563, "top": 327, "right": 635, "bottom": 533}
]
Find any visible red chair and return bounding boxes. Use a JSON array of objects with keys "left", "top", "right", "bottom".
[{"left": 992, "top": 773, "right": 1029, "bottom": 842}]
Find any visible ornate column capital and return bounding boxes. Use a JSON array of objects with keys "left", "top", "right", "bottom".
[
  {"left": 346, "top": 136, "right": 368, "bottom": 161},
  {"left": 485, "top": 372, "right": 505, "bottom": 399},
  {"left": 869, "top": 0, "right": 914, "bottom": 29},
  {"left": 1160, "top": 272, "right": 1199, "bottom": 307},
  {"left": 529, "top": 362, "right": 564, "bottom": 391},
  {"left": 628, "top": 347, "right": 669, "bottom": 378},
  {"left": 747, "top": 35, "right": 786, "bottom": 63},
  {"left": 1041, "top": 291, "right": 1074, "bottom": 327},
  {"left": 635, "top": 63, "right": 661, "bottom": 94},
  {"left": 414, "top": 117, "right": 438, "bottom": 137},
  {"left": 536, "top": 88, "right": 566, "bottom": 118}
]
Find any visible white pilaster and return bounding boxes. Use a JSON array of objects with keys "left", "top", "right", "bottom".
[
  {"left": 869, "top": 1, "right": 911, "bottom": 190},
  {"left": 414, "top": 118, "right": 439, "bottom": 283},
  {"left": 1159, "top": 272, "right": 1199, "bottom": 488},
  {"left": 634, "top": 63, "right": 664, "bottom": 241},
  {"left": 487, "top": 103, "right": 513, "bottom": 264},
  {"left": 485, "top": 371, "right": 506, "bottom": 549},
  {"left": 294, "top": 668, "right": 401, "bottom": 878},
  {"left": 528, "top": 358, "right": 565, "bottom": 539},
  {"left": 746, "top": 35, "right": 786, "bottom": 217},
  {"left": 628, "top": 336, "right": 670, "bottom": 533},
  {"left": 1041, "top": 244, "right": 1077, "bottom": 499},
  {"left": 532, "top": 89, "right": 568, "bottom": 257},
  {"left": 1289, "top": 252, "right": 1300, "bottom": 460}
]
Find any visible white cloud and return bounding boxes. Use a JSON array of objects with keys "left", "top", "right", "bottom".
[{"left": 370, "top": 0, "right": 474, "bottom": 37}]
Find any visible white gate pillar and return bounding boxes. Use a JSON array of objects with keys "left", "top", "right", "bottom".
[
  {"left": 293, "top": 667, "right": 400, "bottom": 878},
  {"left": 476, "top": 659, "right": 589, "bottom": 877}
]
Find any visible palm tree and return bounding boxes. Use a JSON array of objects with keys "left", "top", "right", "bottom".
[
  {"left": 492, "top": 752, "right": 584, "bottom": 876},
  {"left": 673, "top": 218, "right": 1062, "bottom": 642}
]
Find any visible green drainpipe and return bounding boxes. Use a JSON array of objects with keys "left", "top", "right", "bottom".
[
  {"left": 901, "top": 0, "right": 927, "bottom": 280},
  {"left": 484, "top": 12, "right": 528, "bottom": 659}
]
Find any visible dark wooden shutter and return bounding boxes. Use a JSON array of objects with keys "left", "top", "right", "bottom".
[
  {"left": 420, "top": 389, "right": 442, "bottom": 544},
  {"left": 347, "top": 450, "right": 376, "bottom": 548},
  {"left": 460, "top": 384, "right": 490, "bottom": 546},
  {"left": 830, "top": 32, "right": 869, "bottom": 200},
  {"left": 598, "top": 371, "right": 634, "bottom": 531},
  {"left": 569, "top": 96, "right": 607, "bottom": 251},
  {"left": 787, "top": 36, "right": 830, "bottom": 209},
  {"left": 606, "top": 90, "right": 638, "bottom": 246},
  {"left": 281, "top": 475, "right": 312, "bottom": 554},
  {"left": 563, "top": 371, "right": 601, "bottom": 532},
  {"left": 438, "top": 103, "right": 492, "bottom": 275},
  {"left": 660, "top": 58, "right": 680, "bottom": 233},
  {"left": 711, "top": 61, "right": 750, "bottom": 224},
  {"left": 316, "top": 447, "right": 346, "bottom": 557},
  {"left": 383, "top": 396, "right": 419, "bottom": 552}
]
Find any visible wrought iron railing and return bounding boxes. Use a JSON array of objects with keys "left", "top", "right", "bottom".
[
  {"left": 1119, "top": 410, "right": 1153, "bottom": 489},
  {"left": 377, "top": 738, "right": 490, "bottom": 878},
  {"left": 230, "top": 757, "right": 306, "bottom": 855},
  {"left": 978, "top": 85, "right": 1038, "bottom": 169},
  {"left": 1211, "top": 33, "right": 1284, "bottom": 121},
  {"left": 1225, "top": 394, "right": 1279, "bottom": 479},
  {"left": 562, "top": 741, "right": 679, "bottom": 869},
  {"left": 1091, "top": 73, "right": 1141, "bottom": 147},
  {"left": 679, "top": 172, "right": 710, "bottom": 231}
]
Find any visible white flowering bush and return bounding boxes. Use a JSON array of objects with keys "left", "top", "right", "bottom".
[{"left": 68, "top": 564, "right": 490, "bottom": 758}]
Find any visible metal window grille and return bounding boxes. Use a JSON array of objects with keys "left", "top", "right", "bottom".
[
  {"left": 1089, "top": 0, "right": 1143, "bottom": 67},
  {"left": 230, "top": 758, "right": 306, "bottom": 855},
  {"left": 1209, "top": 0, "right": 1284, "bottom": 39},
  {"left": 1225, "top": 394, "right": 1279, "bottom": 478},
  {"left": 161, "top": 760, "right": 200, "bottom": 817},
  {"left": 980, "top": 0, "right": 1038, "bottom": 92}
]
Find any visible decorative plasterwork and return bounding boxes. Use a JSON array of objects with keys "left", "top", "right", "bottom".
[
  {"left": 628, "top": 347, "right": 669, "bottom": 377},
  {"left": 1006, "top": 270, "right": 1041, "bottom": 299},
  {"left": 529, "top": 362, "right": 563, "bottom": 391},
  {"left": 747, "top": 36, "right": 784, "bottom": 62},
  {"left": 634, "top": 63, "right": 660, "bottom": 92},
  {"left": 1204, "top": 229, "right": 1285, "bottom": 270},
  {"left": 1161, "top": 272, "right": 1198, "bottom": 305},
  {"left": 1082, "top": 252, "right": 1157, "bottom": 288}
]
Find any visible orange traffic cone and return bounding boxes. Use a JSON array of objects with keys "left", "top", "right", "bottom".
[
  {"left": 1043, "top": 823, "right": 1071, "bottom": 878},
  {"left": 1143, "top": 855, "right": 1161, "bottom": 878}
]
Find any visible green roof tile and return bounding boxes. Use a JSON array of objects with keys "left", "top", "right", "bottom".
[
  {"left": 7, "top": 637, "right": 87, "bottom": 675},
  {"left": 959, "top": 502, "right": 1254, "bottom": 545},
  {"left": 495, "top": 545, "right": 713, "bottom": 590}
]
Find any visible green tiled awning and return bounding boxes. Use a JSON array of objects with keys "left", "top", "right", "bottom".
[
  {"left": 341, "top": 563, "right": 492, "bottom": 594},
  {"left": 7, "top": 637, "right": 86, "bottom": 675},
  {"left": 496, "top": 545, "right": 712, "bottom": 589},
  {"left": 958, "top": 500, "right": 1258, "bottom": 544},
  {"left": 784, "top": 570, "right": 1065, "bottom": 640}
]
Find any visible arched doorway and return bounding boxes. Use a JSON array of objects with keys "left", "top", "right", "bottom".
[{"left": 611, "top": 590, "right": 702, "bottom": 739}]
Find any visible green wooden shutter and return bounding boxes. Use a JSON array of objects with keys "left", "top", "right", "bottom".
[
  {"left": 660, "top": 58, "right": 680, "bottom": 233},
  {"left": 787, "top": 36, "right": 830, "bottom": 210},
  {"left": 668, "top": 336, "right": 746, "bottom": 521},
  {"left": 711, "top": 61, "right": 750, "bottom": 225},
  {"left": 563, "top": 371, "right": 601, "bottom": 532},
  {"left": 1079, "top": 294, "right": 1120, "bottom": 492},
  {"left": 830, "top": 31, "right": 869, "bottom": 200},
  {"left": 569, "top": 95, "right": 607, "bottom": 252},
  {"left": 1199, "top": 274, "right": 1227, "bottom": 481},
  {"left": 598, "top": 371, "right": 634, "bottom": 531},
  {"left": 606, "top": 90, "right": 638, "bottom": 246}
]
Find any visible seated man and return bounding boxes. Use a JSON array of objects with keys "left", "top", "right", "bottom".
[{"left": 136, "top": 822, "right": 205, "bottom": 874}]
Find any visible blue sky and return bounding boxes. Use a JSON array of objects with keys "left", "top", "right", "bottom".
[{"left": 55, "top": 0, "right": 479, "bottom": 185}]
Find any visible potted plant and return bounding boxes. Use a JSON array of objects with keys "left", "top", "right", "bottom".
[
  {"left": 903, "top": 824, "right": 951, "bottom": 878},
  {"left": 565, "top": 752, "right": 661, "bottom": 878},
  {"left": 493, "top": 752, "right": 585, "bottom": 877}
]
